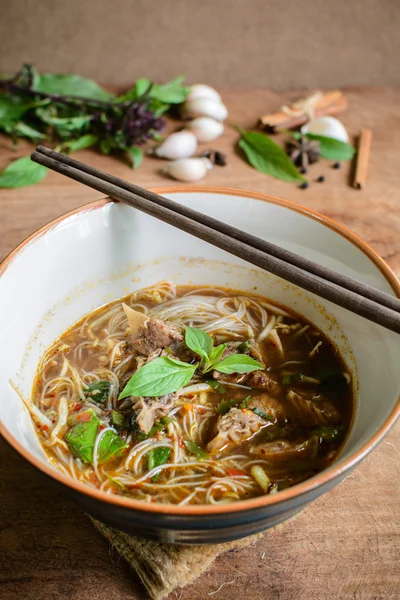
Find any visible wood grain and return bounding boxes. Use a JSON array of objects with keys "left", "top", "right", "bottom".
[{"left": 0, "top": 86, "right": 399, "bottom": 600}]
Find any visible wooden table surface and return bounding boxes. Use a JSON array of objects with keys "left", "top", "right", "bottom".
[{"left": 0, "top": 86, "right": 399, "bottom": 600}]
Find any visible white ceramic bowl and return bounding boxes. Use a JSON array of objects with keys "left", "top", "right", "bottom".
[{"left": 0, "top": 187, "right": 399, "bottom": 544}]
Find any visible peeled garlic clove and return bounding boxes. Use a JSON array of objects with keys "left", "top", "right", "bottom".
[
  {"left": 186, "top": 117, "right": 224, "bottom": 142},
  {"left": 163, "top": 157, "right": 213, "bottom": 182},
  {"left": 154, "top": 131, "right": 198, "bottom": 159},
  {"left": 182, "top": 98, "right": 228, "bottom": 122},
  {"left": 301, "top": 116, "right": 349, "bottom": 143},
  {"left": 187, "top": 84, "right": 221, "bottom": 102}
]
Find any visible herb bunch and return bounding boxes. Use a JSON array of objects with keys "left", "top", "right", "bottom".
[
  {"left": 119, "top": 326, "right": 263, "bottom": 398},
  {"left": 0, "top": 64, "right": 190, "bottom": 188}
]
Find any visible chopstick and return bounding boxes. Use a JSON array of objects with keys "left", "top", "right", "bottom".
[{"left": 31, "top": 146, "right": 400, "bottom": 335}]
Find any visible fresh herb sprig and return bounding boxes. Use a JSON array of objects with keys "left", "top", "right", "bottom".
[
  {"left": 235, "top": 125, "right": 306, "bottom": 183},
  {"left": 0, "top": 64, "right": 190, "bottom": 188},
  {"left": 119, "top": 326, "right": 263, "bottom": 398},
  {"left": 65, "top": 410, "right": 126, "bottom": 465},
  {"left": 184, "top": 327, "right": 262, "bottom": 374}
]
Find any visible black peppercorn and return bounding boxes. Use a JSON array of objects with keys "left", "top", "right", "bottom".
[
  {"left": 299, "top": 182, "right": 309, "bottom": 189},
  {"left": 299, "top": 167, "right": 307, "bottom": 174},
  {"left": 200, "top": 149, "right": 227, "bottom": 166},
  {"left": 316, "top": 175, "right": 325, "bottom": 182},
  {"left": 332, "top": 162, "right": 341, "bottom": 169}
]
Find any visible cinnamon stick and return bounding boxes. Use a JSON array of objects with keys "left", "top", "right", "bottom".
[
  {"left": 353, "top": 128, "right": 372, "bottom": 189},
  {"left": 260, "top": 90, "right": 348, "bottom": 131}
]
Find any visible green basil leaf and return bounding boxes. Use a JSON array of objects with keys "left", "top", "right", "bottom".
[
  {"left": 0, "top": 94, "right": 31, "bottom": 122},
  {"left": 251, "top": 407, "right": 273, "bottom": 421},
  {"left": 35, "top": 73, "right": 113, "bottom": 101},
  {"left": 127, "top": 146, "right": 143, "bottom": 169},
  {"left": 62, "top": 133, "right": 98, "bottom": 153},
  {"left": 117, "top": 78, "right": 152, "bottom": 102},
  {"left": 148, "top": 446, "right": 170, "bottom": 470},
  {"left": 237, "top": 127, "right": 305, "bottom": 183},
  {"left": 149, "top": 446, "right": 171, "bottom": 482},
  {"left": 184, "top": 440, "right": 209, "bottom": 460},
  {"left": 312, "top": 424, "right": 345, "bottom": 442},
  {"left": 238, "top": 341, "right": 251, "bottom": 353},
  {"left": 84, "top": 380, "right": 110, "bottom": 404},
  {"left": 149, "top": 99, "right": 171, "bottom": 117},
  {"left": 12, "top": 121, "right": 46, "bottom": 140},
  {"left": 65, "top": 411, "right": 99, "bottom": 464},
  {"left": 117, "top": 76, "right": 189, "bottom": 105},
  {"left": 150, "top": 75, "right": 190, "bottom": 104},
  {"left": 111, "top": 410, "right": 127, "bottom": 430},
  {"left": 240, "top": 395, "right": 252, "bottom": 408},
  {"left": 36, "top": 107, "right": 92, "bottom": 130},
  {"left": 0, "top": 94, "right": 48, "bottom": 123},
  {"left": 213, "top": 354, "right": 263, "bottom": 375},
  {"left": 99, "top": 138, "right": 112, "bottom": 154},
  {"left": 282, "top": 373, "right": 304, "bottom": 385},
  {"left": 135, "top": 78, "right": 153, "bottom": 97},
  {"left": 98, "top": 429, "right": 127, "bottom": 464},
  {"left": 185, "top": 327, "right": 213, "bottom": 362},
  {"left": 215, "top": 398, "right": 237, "bottom": 414},
  {"left": 206, "top": 379, "right": 227, "bottom": 394},
  {"left": 0, "top": 156, "right": 48, "bottom": 188},
  {"left": 119, "top": 356, "right": 197, "bottom": 398},
  {"left": 303, "top": 133, "right": 355, "bottom": 161},
  {"left": 215, "top": 395, "right": 251, "bottom": 414},
  {"left": 202, "top": 343, "right": 227, "bottom": 373},
  {"left": 208, "top": 344, "right": 226, "bottom": 365}
]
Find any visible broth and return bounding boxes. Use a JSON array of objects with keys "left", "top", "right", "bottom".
[{"left": 30, "top": 282, "right": 353, "bottom": 505}]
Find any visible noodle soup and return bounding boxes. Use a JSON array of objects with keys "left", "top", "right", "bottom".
[{"left": 30, "top": 282, "right": 353, "bottom": 505}]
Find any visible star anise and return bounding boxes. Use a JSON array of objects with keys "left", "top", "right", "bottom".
[{"left": 286, "top": 135, "right": 320, "bottom": 169}]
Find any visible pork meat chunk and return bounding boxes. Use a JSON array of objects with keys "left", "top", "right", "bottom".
[
  {"left": 134, "top": 319, "right": 182, "bottom": 356},
  {"left": 247, "top": 394, "right": 286, "bottom": 423},
  {"left": 207, "top": 407, "right": 265, "bottom": 454},
  {"left": 213, "top": 368, "right": 281, "bottom": 394},
  {"left": 133, "top": 394, "right": 176, "bottom": 434},
  {"left": 250, "top": 436, "right": 319, "bottom": 471},
  {"left": 123, "top": 304, "right": 183, "bottom": 356},
  {"left": 286, "top": 389, "right": 341, "bottom": 426}
]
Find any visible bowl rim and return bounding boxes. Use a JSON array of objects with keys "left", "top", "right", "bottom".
[{"left": 1, "top": 185, "right": 399, "bottom": 516}]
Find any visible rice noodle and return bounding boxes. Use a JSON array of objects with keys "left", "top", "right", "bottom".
[{"left": 28, "top": 280, "right": 350, "bottom": 506}]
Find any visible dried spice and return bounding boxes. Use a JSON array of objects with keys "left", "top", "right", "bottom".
[
  {"left": 286, "top": 135, "right": 320, "bottom": 169},
  {"left": 259, "top": 90, "right": 348, "bottom": 132},
  {"left": 200, "top": 149, "right": 227, "bottom": 166}
]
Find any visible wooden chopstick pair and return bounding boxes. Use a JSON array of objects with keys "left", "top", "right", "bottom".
[{"left": 31, "top": 146, "right": 400, "bottom": 335}]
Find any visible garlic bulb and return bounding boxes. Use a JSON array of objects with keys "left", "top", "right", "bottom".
[
  {"left": 154, "top": 131, "right": 197, "bottom": 159},
  {"left": 186, "top": 117, "right": 224, "bottom": 142},
  {"left": 182, "top": 98, "right": 228, "bottom": 121},
  {"left": 187, "top": 84, "right": 221, "bottom": 102},
  {"left": 163, "top": 157, "right": 213, "bottom": 182},
  {"left": 301, "top": 116, "right": 349, "bottom": 143}
]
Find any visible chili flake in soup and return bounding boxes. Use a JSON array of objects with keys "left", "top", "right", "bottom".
[{"left": 30, "top": 281, "right": 353, "bottom": 505}]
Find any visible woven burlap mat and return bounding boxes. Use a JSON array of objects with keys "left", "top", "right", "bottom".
[{"left": 91, "top": 517, "right": 268, "bottom": 600}]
